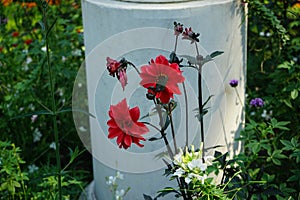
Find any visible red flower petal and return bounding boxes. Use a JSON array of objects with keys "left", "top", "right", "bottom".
[
  {"left": 108, "top": 127, "right": 122, "bottom": 138},
  {"left": 129, "top": 106, "right": 140, "bottom": 122},
  {"left": 123, "top": 134, "right": 132, "bottom": 147}
]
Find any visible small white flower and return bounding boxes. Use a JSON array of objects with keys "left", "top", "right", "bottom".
[
  {"left": 78, "top": 83, "right": 82, "bottom": 88},
  {"left": 28, "top": 164, "right": 39, "bottom": 173},
  {"left": 115, "top": 189, "right": 125, "bottom": 199},
  {"left": 194, "top": 174, "right": 207, "bottom": 184},
  {"left": 173, "top": 150, "right": 183, "bottom": 165},
  {"left": 174, "top": 168, "right": 185, "bottom": 178},
  {"left": 26, "top": 57, "right": 32, "bottom": 64},
  {"left": 261, "top": 109, "right": 272, "bottom": 120},
  {"left": 292, "top": 57, "right": 298, "bottom": 62},
  {"left": 62, "top": 56, "right": 66, "bottom": 62},
  {"left": 204, "top": 155, "right": 214, "bottom": 165},
  {"left": 31, "top": 114, "right": 38, "bottom": 123},
  {"left": 41, "top": 46, "right": 46, "bottom": 52},
  {"left": 116, "top": 171, "right": 124, "bottom": 180},
  {"left": 33, "top": 128, "right": 42, "bottom": 142},
  {"left": 187, "top": 159, "right": 207, "bottom": 171},
  {"left": 185, "top": 176, "right": 192, "bottom": 184},
  {"left": 259, "top": 32, "right": 265, "bottom": 36},
  {"left": 49, "top": 142, "right": 56, "bottom": 150},
  {"left": 72, "top": 49, "right": 81, "bottom": 56},
  {"left": 106, "top": 176, "right": 116, "bottom": 185},
  {"left": 266, "top": 32, "right": 271, "bottom": 37}
]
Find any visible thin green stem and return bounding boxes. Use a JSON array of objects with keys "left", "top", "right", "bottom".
[
  {"left": 142, "top": 121, "right": 161, "bottom": 132},
  {"left": 234, "top": 88, "right": 243, "bottom": 106},
  {"left": 182, "top": 82, "right": 189, "bottom": 148},
  {"left": 43, "top": 4, "right": 62, "bottom": 200},
  {"left": 174, "top": 35, "right": 179, "bottom": 53},
  {"left": 127, "top": 61, "right": 140, "bottom": 75},
  {"left": 154, "top": 100, "right": 174, "bottom": 158},
  {"left": 168, "top": 103, "right": 178, "bottom": 154},
  {"left": 195, "top": 42, "right": 205, "bottom": 160}
]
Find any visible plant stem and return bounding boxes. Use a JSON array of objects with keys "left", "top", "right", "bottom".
[
  {"left": 154, "top": 100, "right": 174, "bottom": 158},
  {"left": 182, "top": 82, "right": 189, "bottom": 148},
  {"left": 234, "top": 88, "right": 243, "bottom": 106},
  {"left": 43, "top": 4, "right": 62, "bottom": 200},
  {"left": 174, "top": 35, "right": 178, "bottom": 53},
  {"left": 195, "top": 42, "right": 205, "bottom": 159},
  {"left": 127, "top": 61, "right": 140, "bottom": 75},
  {"left": 142, "top": 121, "right": 161, "bottom": 132},
  {"left": 168, "top": 103, "right": 178, "bottom": 154}
]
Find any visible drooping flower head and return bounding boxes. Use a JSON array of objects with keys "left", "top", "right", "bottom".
[
  {"left": 139, "top": 55, "right": 185, "bottom": 104},
  {"left": 229, "top": 79, "right": 239, "bottom": 87},
  {"left": 174, "top": 21, "right": 183, "bottom": 36},
  {"left": 182, "top": 27, "right": 200, "bottom": 43},
  {"left": 250, "top": 98, "right": 264, "bottom": 107},
  {"left": 106, "top": 57, "right": 128, "bottom": 90},
  {"left": 107, "top": 99, "right": 149, "bottom": 149}
]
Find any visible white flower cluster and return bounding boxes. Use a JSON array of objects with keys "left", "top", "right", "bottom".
[
  {"left": 106, "top": 171, "right": 128, "bottom": 200},
  {"left": 172, "top": 146, "right": 214, "bottom": 185}
]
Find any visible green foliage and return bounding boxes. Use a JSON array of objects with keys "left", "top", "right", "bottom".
[
  {"left": 220, "top": 118, "right": 299, "bottom": 199},
  {"left": 0, "top": 141, "right": 28, "bottom": 199},
  {"left": 0, "top": 0, "right": 91, "bottom": 199}
]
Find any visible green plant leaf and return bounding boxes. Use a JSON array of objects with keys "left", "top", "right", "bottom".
[
  {"left": 291, "top": 89, "right": 298, "bottom": 100},
  {"left": 210, "top": 51, "right": 224, "bottom": 58}
]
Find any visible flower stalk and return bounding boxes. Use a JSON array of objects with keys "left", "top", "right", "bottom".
[{"left": 42, "top": 3, "right": 62, "bottom": 199}]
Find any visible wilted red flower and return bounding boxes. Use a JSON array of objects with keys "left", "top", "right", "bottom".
[
  {"left": 182, "top": 27, "right": 200, "bottom": 43},
  {"left": 107, "top": 99, "right": 149, "bottom": 149},
  {"left": 174, "top": 21, "right": 183, "bottom": 36},
  {"left": 12, "top": 43, "right": 18, "bottom": 47},
  {"left": 140, "top": 55, "right": 185, "bottom": 104},
  {"left": 12, "top": 31, "right": 19, "bottom": 37},
  {"left": 107, "top": 57, "right": 121, "bottom": 76},
  {"left": 106, "top": 57, "right": 128, "bottom": 90},
  {"left": 24, "top": 39, "right": 33, "bottom": 45}
]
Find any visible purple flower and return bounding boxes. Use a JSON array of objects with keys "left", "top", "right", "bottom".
[
  {"left": 250, "top": 98, "right": 264, "bottom": 107},
  {"left": 229, "top": 79, "right": 238, "bottom": 87}
]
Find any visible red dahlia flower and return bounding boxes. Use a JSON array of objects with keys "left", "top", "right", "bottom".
[
  {"left": 140, "top": 55, "right": 185, "bottom": 104},
  {"left": 107, "top": 99, "right": 149, "bottom": 149}
]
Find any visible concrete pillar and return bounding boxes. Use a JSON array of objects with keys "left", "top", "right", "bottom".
[{"left": 79, "top": 0, "right": 247, "bottom": 199}]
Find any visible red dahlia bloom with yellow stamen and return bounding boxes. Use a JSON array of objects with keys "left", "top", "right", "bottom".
[
  {"left": 139, "top": 55, "right": 185, "bottom": 104},
  {"left": 107, "top": 99, "right": 149, "bottom": 149}
]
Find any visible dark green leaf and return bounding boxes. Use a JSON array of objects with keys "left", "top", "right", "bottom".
[
  {"left": 143, "top": 194, "right": 153, "bottom": 200},
  {"left": 210, "top": 51, "right": 224, "bottom": 58}
]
